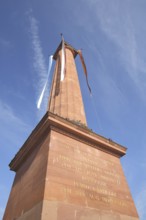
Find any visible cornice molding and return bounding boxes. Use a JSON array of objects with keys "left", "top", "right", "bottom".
[
  {"left": 48, "top": 112, "right": 127, "bottom": 158},
  {"left": 9, "top": 111, "right": 127, "bottom": 172}
]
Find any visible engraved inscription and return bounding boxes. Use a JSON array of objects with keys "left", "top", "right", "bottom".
[
  {"left": 48, "top": 143, "right": 133, "bottom": 212},
  {"left": 51, "top": 153, "right": 121, "bottom": 186}
]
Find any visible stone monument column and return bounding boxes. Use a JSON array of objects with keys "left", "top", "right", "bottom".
[
  {"left": 3, "top": 41, "right": 139, "bottom": 220},
  {"left": 49, "top": 42, "right": 87, "bottom": 125}
]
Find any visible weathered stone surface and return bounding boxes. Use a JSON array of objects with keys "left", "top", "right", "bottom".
[
  {"left": 49, "top": 45, "right": 87, "bottom": 125},
  {"left": 3, "top": 42, "right": 139, "bottom": 220},
  {"left": 44, "top": 129, "right": 139, "bottom": 218},
  {"left": 3, "top": 113, "right": 139, "bottom": 219},
  {"left": 3, "top": 134, "right": 50, "bottom": 220}
]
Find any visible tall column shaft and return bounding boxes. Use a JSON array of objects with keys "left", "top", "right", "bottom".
[
  {"left": 48, "top": 45, "right": 87, "bottom": 125},
  {"left": 3, "top": 40, "right": 139, "bottom": 220}
]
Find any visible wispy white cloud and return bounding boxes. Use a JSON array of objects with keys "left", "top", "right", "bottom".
[
  {"left": 86, "top": 0, "right": 146, "bottom": 101},
  {"left": 0, "top": 100, "right": 29, "bottom": 129},
  {"left": 0, "top": 100, "right": 31, "bottom": 146},
  {"left": 28, "top": 11, "right": 49, "bottom": 118},
  {"left": 73, "top": 0, "right": 146, "bottom": 104}
]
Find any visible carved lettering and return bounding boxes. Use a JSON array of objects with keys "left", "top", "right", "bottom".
[
  {"left": 51, "top": 153, "right": 121, "bottom": 186},
  {"left": 74, "top": 181, "right": 116, "bottom": 197},
  {"left": 49, "top": 149, "right": 130, "bottom": 209}
]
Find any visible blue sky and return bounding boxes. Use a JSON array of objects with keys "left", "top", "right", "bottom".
[{"left": 1, "top": 0, "right": 146, "bottom": 219}]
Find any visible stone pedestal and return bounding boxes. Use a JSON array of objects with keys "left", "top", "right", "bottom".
[{"left": 3, "top": 112, "right": 139, "bottom": 220}]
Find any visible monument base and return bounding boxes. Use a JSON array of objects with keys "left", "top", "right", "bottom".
[
  {"left": 3, "top": 112, "right": 139, "bottom": 220},
  {"left": 14, "top": 201, "right": 139, "bottom": 220}
]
